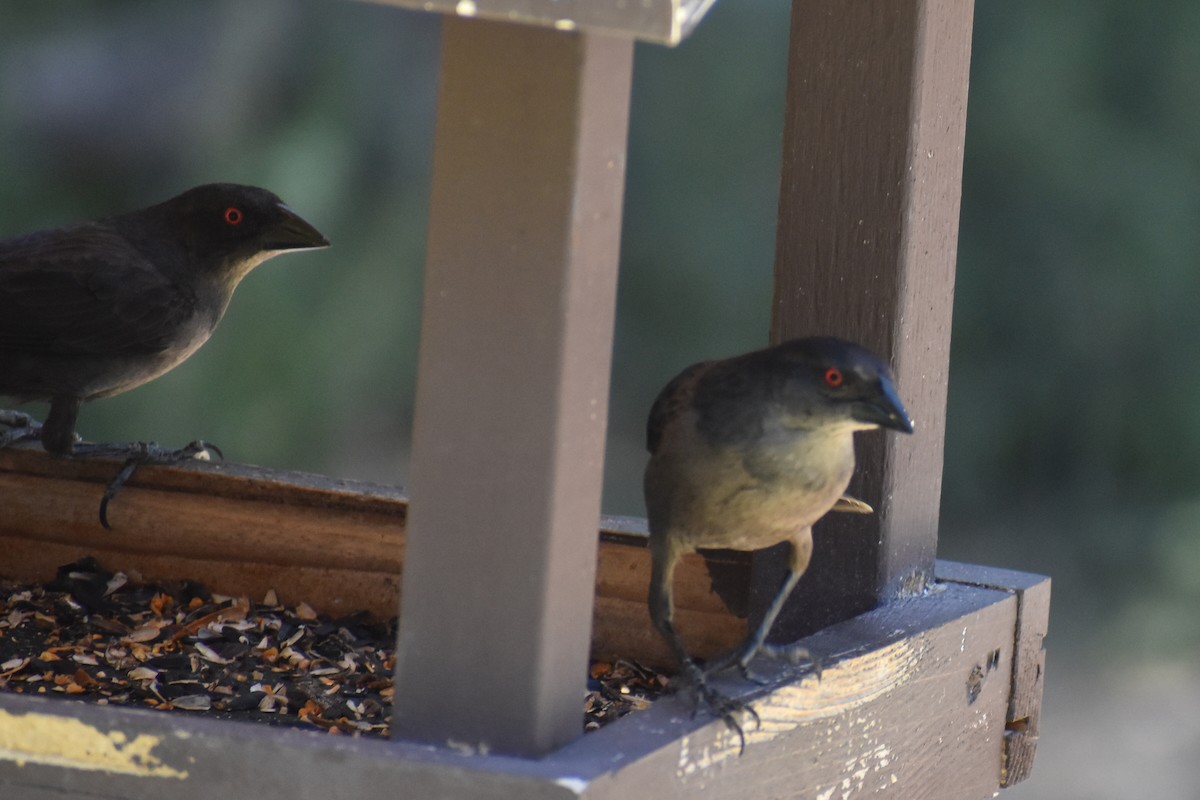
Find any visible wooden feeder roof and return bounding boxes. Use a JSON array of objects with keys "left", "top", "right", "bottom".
[{"left": 358, "top": 0, "right": 716, "bottom": 44}]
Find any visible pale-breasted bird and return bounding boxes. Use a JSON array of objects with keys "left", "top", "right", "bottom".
[
  {"left": 644, "top": 336, "right": 913, "bottom": 734},
  {"left": 0, "top": 184, "right": 329, "bottom": 524}
]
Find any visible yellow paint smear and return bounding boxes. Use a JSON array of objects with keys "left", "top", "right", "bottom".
[{"left": 0, "top": 707, "right": 188, "bottom": 779}]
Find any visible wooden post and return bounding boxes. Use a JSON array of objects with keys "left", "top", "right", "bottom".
[
  {"left": 393, "top": 18, "right": 633, "bottom": 756},
  {"left": 760, "top": 0, "right": 975, "bottom": 638}
]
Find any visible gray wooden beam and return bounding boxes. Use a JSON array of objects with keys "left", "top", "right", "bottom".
[
  {"left": 394, "top": 18, "right": 632, "bottom": 756},
  {"left": 356, "top": 0, "right": 717, "bottom": 44},
  {"left": 762, "top": 0, "right": 976, "bottom": 638},
  {"left": 0, "top": 563, "right": 1047, "bottom": 799},
  {"left": 937, "top": 562, "right": 1051, "bottom": 786}
]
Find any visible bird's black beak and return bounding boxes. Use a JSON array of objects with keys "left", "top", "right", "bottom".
[
  {"left": 265, "top": 205, "right": 330, "bottom": 251},
  {"left": 852, "top": 377, "right": 915, "bottom": 434}
]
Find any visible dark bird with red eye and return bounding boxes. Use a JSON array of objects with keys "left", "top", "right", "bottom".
[
  {"left": 0, "top": 184, "right": 329, "bottom": 522},
  {"left": 644, "top": 336, "right": 913, "bottom": 742}
]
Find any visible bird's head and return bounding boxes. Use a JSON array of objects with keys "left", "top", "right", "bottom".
[
  {"left": 768, "top": 336, "right": 914, "bottom": 435},
  {"left": 147, "top": 183, "right": 329, "bottom": 288}
]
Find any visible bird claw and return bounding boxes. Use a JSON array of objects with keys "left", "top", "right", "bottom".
[
  {"left": 0, "top": 410, "right": 43, "bottom": 447},
  {"left": 184, "top": 440, "right": 223, "bottom": 462},
  {"left": 663, "top": 641, "right": 821, "bottom": 756},
  {"left": 0, "top": 409, "right": 36, "bottom": 429},
  {"left": 760, "top": 642, "right": 823, "bottom": 681},
  {"left": 698, "top": 641, "right": 770, "bottom": 685},
  {"left": 76, "top": 440, "right": 224, "bottom": 530},
  {"left": 99, "top": 459, "right": 141, "bottom": 529},
  {"left": 0, "top": 426, "right": 222, "bottom": 529},
  {"left": 673, "top": 662, "right": 760, "bottom": 755},
  {"left": 703, "top": 639, "right": 823, "bottom": 688},
  {"left": 732, "top": 662, "right": 772, "bottom": 686}
]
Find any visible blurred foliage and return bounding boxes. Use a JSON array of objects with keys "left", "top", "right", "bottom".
[
  {"left": 949, "top": 0, "right": 1200, "bottom": 510},
  {"left": 0, "top": 0, "right": 438, "bottom": 482},
  {"left": 1, "top": 0, "right": 1199, "bottom": 669},
  {"left": 941, "top": 0, "right": 1200, "bottom": 666}
]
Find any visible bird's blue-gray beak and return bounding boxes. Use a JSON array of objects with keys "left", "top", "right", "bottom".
[
  {"left": 852, "top": 377, "right": 914, "bottom": 434},
  {"left": 265, "top": 204, "right": 330, "bottom": 251}
]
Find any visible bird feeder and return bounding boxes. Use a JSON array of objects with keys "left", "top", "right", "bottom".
[{"left": 0, "top": 1, "right": 1048, "bottom": 797}]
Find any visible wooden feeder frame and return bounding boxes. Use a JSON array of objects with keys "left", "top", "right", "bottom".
[{"left": 0, "top": 1, "right": 1048, "bottom": 798}]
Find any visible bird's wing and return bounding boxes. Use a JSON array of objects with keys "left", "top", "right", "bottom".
[
  {"left": 831, "top": 494, "right": 874, "bottom": 514},
  {"left": 0, "top": 225, "right": 194, "bottom": 355},
  {"left": 646, "top": 360, "right": 710, "bottom": 454}
]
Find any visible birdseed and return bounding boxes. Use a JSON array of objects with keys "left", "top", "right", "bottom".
[{"left": 0, "top": 557, "right": 667, "bottom": 736}]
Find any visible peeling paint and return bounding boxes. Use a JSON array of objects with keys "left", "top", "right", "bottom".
[
  {"left": 676, "top": 638, "right": 921, "bottom": 776},
  {"left": 752, "top": 638, "right": 919, "bottom": 734},
  {"left": 675, "top": 730, "right": 742, "bottom": 778},
  {"left": 554, "top": 776, "right": 588, "bottom": 794},
  {"left": 0, "top": 707, "right": 187, "bottom": 779},
  {"left": 817, "top": 743, "right": 896, "bottom": 797}
]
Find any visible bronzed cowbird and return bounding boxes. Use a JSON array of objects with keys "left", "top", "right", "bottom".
[
  {"left": 644, "top": 336, "right": 913, "bottom": 738},
  {"left": 0, "top": 184, "right": 329, "bottom": 520}
]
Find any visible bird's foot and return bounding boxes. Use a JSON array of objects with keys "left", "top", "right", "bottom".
[
  {"left": 0, "top": 410, "right": 44, "bottom": 447},
  {"left": 703, "top": 641, "right": 822, "bottom": 686},
  {"left": 71, "top": 440, "right": 223, "bottom": 529},
  {"left": 673, "top": 661, "right": 760, "bottom": 754},
  {"left": 733, "top": 662, "right": 772, "bottom": 686},
  {"left": 759, "top": 642, "right": 823, "bottom": 681},
  {"left": 702, "top": 650, "right": 772, "bottom": 686}
]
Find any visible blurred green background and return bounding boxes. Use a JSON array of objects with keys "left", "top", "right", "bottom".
[{"left": 2, "top": 1, "right": 1198, "bottom": 795}]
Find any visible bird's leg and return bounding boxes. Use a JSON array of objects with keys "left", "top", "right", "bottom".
[
  {"left": 70, "top": 440, "right": 222, "bottom": 529},
  {"left": 702, "top": 565, "right": 806, "bottom": 684},
  {"left": 0, "top": 409, "right": 43, "bottom": 447},
  {"left": 42, "top": 396, "right": 83, "bottom": 455},
  {"left": 650, "top": 536, "right": 759, "bottom": 752},
  {"left": 0, "top": 397, "right": 85, "bottom": 453},
  {"left": 1, "top": 396, "right": 219, "bottom": 528},
  {"left": 28, "top": 395, "right": 217, "bottom": 529},
  {"left": 704, "top": 533, "right": 821, "bottom": 683}
]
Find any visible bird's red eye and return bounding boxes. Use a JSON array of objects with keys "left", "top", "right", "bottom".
[
  {"left": 224, "top": 207, "right": 244, "bottom": 226},
  {"left": 824, "top": 367, "right": 844, "bottom": 388}
]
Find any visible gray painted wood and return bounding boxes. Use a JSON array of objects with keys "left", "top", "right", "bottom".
[
  {"left": 357, "top": 0, "right": 717, "bottom": 44},
  {"left": 395, "top": 18, "right": 633, "bottom": 756},
  {"left": 0, "top": 787, "right": 85, "bottom": 800},
  {"left": 0, "top": 562, "right": 1046, "bottom": 799},
  {"left": 936, "top": 562, "right": 1051, "bottom": 785}
]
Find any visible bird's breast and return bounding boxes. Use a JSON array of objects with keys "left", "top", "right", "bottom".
[
  {"left": 0, "top": 301, "right": 222, "bottom": 402},
  {"left": 646, "top": 429, "right": 856, "bottom": 551},
  {"left": 86, "top": 311, "right": 219, "bottom": 398}
]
